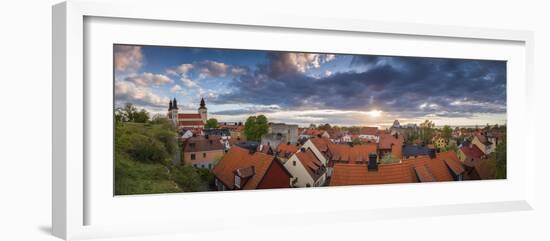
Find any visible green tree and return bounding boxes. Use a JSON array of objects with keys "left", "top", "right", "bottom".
[
  {"left": 171, "top": 165, "right": 208, "bottom": 192},
  {"left": 134, "top": 109, "right": 150, "bottom": 123},
  {"left": 318, "top": 123, "right": 332, "bottom": 131},
  {"left": 419, "top": 120, "right": 435, "bottom": 144},
  {"left": 205, "top": 118, "right": 219, "bottom": 128},
  {"left": 442, "top": 125, "right": 452, "bottom": 140},
  {"left": 243, "top": 115, "right": 269, "bottom": 141},
  {"left": 495, "top": 137, "right": 507, "bottom": 179},
  {"left": 116, "top": 103, "right": 150, "bottom": 123}
]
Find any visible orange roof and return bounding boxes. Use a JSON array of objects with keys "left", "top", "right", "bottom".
[
  {"left": 403, "top": 151, "right": 464, "bottom": 182},
  {"left": 331, "top": 151, "right": 464, "bottom": 186},
  {"left": 276, "top": 143, "right": 299, "bottom": 158},
  {"left": 414, "top": 165, "right": 436, "bottom": 182},
  {"left": 329, "top": 143, "right": 377, "bottom": 163},
  {"left": 309, "top": 137, "right": 332, "bottom": 152},
  {"left": 330, "top": 163, "right": 415, "bottom": 186},
  {"left": 359, "top": 127, "right": 378, "bottom": 135},
  {"left": 378, "top": 133, "right": 404, "bottom": 150},
  {"left": 295, "top": 149, "right": 325, "bottom": 181},
  {"left": 302, "top": 129, "right": 325, "bottom": 136},
  {"left": 212, "top": 146, "right": 278, "bottom": 190},
  {"left": 183, "top": 136, "right": 224, "bottom": 152},
  {"left": 178, "top": 113, "right": 202, "bottom": 119}
]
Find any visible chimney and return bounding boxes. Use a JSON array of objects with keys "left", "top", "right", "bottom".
[
  {"left": 368, "top": 153, "right": 378, "bottom": 171},
  {"left": 259, "top": 144, "right": 264, "bottom": 152},
  {"left": 428, "top": 148, "right": 436, "bottom": 159}
]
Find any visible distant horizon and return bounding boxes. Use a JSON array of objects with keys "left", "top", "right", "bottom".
[{"left": 114, "top": 44, "right": 506, "bottom": 128}]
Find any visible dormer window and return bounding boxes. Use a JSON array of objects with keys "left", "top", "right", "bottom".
[{"left": 234, "top": 175, "right": 241, "bottom": 189}]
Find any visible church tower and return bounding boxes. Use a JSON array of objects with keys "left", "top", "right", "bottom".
[
  {"left": 198, "top": 97, "right": 207, "bottom": 124},
  {"left": 170, "top": 98, "right": 179, "bottom": 126}
]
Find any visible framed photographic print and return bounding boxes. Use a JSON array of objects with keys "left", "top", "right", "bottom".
[{"left": 53, "top": 0, "right": 535, "bottom": 240}]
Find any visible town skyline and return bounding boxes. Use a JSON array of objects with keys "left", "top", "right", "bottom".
[{"left": 114, "top": 44, "right": 507, "bottom": 128}]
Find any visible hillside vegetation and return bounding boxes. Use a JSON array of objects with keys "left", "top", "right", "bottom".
[{"left": 114, "top": 107, "right": 210, "bottom": 195}]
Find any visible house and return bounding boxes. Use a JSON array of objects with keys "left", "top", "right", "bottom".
[
  {"left": 182, "top": 135, "right": 225, "bottom": 169},
  {"left": 212, "top": 146, "right": 292, "bottom": 190},
  {"left": 330, "top": 150, "right": 465, "bottom": 186},
  {"left": 261, "top": 123, "right": 299, "bottom": 149},
  {"left": 457, "top": 142, "right": 485, "bottom": 163},
  {"left": 403, "top": 151, "right": 465, "bottom": 182},
  {"left": 299, "top": 129, "right": 330, "bottom": 140},
  {"left": 204, "top": 128, "right": 232, "bottom": 150},
  {"left": 472, "top": 132, "right": 496, "bottom": 155},
  {"left": 276, "top": 142, "right": 300, "bottom": 161},
  {"left": 331, "top": 154, "right": 415, "bottom": 186},
  {"left": 284, "top": 148, "right": 327, "bottom": 187},
  {"left": 167, "top": 97, "right": 207, "bottom": 129},
  {"left": 328, "top": 143, "right": 378, "bottom": 165},
  {"left": 378, "top": 133, "right": 404, "bottom": 159},
  {"left": 434, "top": 137, "right": 448, "bottom": 150},
  {"left": 220, "top": 123, "right": 246, "bottom": 141},
  {"left": 389, "top": 119, "right": 417, "bottom": 137},
  {"left": 357, "top": 127, "right": 379, "bottom": 143}
]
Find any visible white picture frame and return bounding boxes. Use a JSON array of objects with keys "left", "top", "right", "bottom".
[{"left": 52, "top": 0, "right": 535, "bottom": 240}]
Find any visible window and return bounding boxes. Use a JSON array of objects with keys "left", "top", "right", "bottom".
[
  {"left": 190, "top": 153, "right": 196, "bottom": 160},
  {"left": 208, "top": 163, "right": 212, "bottom": 169},
  {"left": 203, "top": 153, "right": 206, "bottom": 158},
  {"left": 234, "top": 175, "right": 241, "bottom": 188},
  {"left": 293, "top": 160, "right": 296, "bottom": 166}
]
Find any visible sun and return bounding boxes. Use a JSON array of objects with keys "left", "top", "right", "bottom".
[{"left": 366, "top": 109, "right": 382, "bottom": 118}]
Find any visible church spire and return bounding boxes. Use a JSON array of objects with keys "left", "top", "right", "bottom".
[
  {"left": 172, "top": 98, "right": 178, "bottom": 109},
  {"left": 199, "top": 97, "right": 206, "bottom": 109},
  {"left": 168, "top": 99, "right": 173, "bottom": 111}
]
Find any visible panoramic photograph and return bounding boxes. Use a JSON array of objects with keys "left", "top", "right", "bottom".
[{"left": 113, "top": 44, "right": 507, "bottom": 195}]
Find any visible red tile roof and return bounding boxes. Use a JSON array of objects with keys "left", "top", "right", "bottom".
[
  {"left": 403, "top": 151, "right": 464, "bottom": 182},
  {"left": 295, "top": 149, "right": 325, "bottom": 181},
  {"left": 309, "top": 137, "right": 332, "bottom": 152},
  {"left": 331, "top": 151, "right": 464, "bottom": 186},
  {"left": 359, "top": 127, "right": 378, "bottom": 135},
  {"left": 378, "top": 133, "right": 404, "bottom": 150},
  {"left": 183, "top": 136, "right": 224, "bottom": 152},
  {"left": 330, "top": 163, "right": 415, "bottom": 186},
  {"left": 460, "top": 144, "right": 484, "bottom": 161},
  {"left": 213, "top": 146, "right": 279, "bottom": 190},
  {"left": 329, "top": 143, "right": 377, "bottom": 163},
  {"left": 276, "top": 143, "right": 299, "bottom": 158},
  {"left": 414, "top": 165, "right": 436, "bottom": 182},
  {"left": 178, "top": 113, "right": 202, "bottom": 119},
  {"left": 302, "top": 129, "right": 325, "bottom": 136}
]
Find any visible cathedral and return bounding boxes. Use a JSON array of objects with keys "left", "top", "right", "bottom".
[{"left": 167, "top": 97, "right": 207, "bottom": 129}]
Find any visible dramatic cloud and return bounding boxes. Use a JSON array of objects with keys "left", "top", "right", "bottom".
[
  {"left": 216, "top": 55, "right": 506, "bottom": 120},
  {"left": 115, "top": 81, "right": 169, "bottom": 108},
  {"left": 167, "top": 61, "right": 246, "bottom": 79},
  {"left": 114, "top": 45, "right": 143, "bottom": 73},
  {"left": 124, "top": 72, "right": 173, "bottom": 86},
  {"left": 170, "top": 84, "right": 182, "bottom": 93},
  {"left": 267, "top": 53, "right": 336, "bottom": 78}
]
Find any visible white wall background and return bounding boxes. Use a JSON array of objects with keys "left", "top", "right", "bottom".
[{"left": 0, "top": 0, "right": 548, "bottom": 240}]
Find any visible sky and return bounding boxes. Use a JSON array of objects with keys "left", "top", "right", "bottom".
[{"left": 114, "top": 44, "right": 507, "bottom": 128}]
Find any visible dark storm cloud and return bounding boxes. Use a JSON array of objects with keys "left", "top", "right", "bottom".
[{"left": 214, "top": 54, "right": 506, "bottom": 118}]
